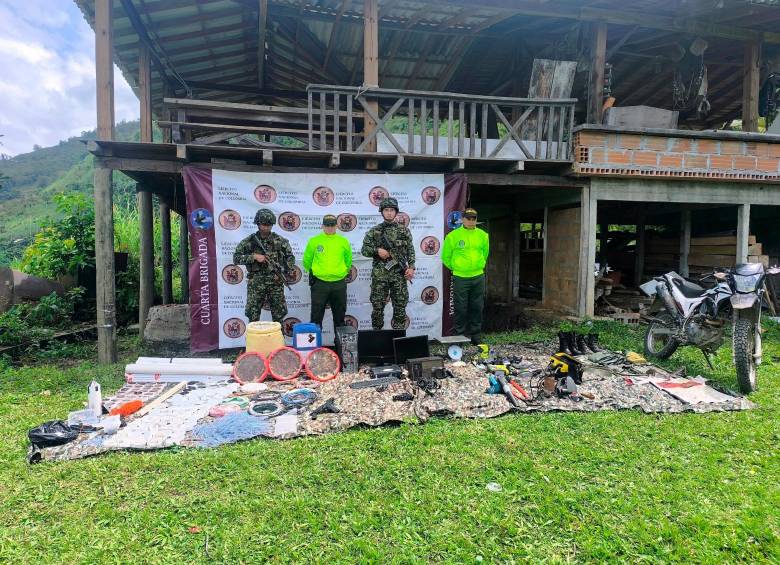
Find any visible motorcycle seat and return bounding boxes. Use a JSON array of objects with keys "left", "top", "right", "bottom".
[
  {"left": 670, "top": 275, "right": 705, "bottom": 298},
  {"left": 734, "top": 263, "right": 763, "bottom": 276}
]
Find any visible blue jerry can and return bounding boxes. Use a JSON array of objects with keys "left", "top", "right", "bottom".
[{"left": 292, "top": 322, "right": 322, "bottom": 351}]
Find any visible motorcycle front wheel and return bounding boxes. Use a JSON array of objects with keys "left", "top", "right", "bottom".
[
  {"left": 644, "top": 312, "right": 680, "bottom": 359},
  {"left": 733, "top": 315, "right": 757, "bottom": 393}
]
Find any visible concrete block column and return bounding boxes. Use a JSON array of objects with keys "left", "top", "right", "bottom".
[
  {"left": 578, "top": 186, "right": 597, "bottom": 317},
  {"left": 736, "top": 203, "right": 751, "bottom": 264}
]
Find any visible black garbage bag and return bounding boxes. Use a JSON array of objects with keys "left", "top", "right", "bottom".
[{"left": 28, "top": 420, "right": 79, "bottom": 449}]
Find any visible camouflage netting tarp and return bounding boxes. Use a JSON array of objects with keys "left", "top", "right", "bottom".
[{"left": 30, "top": 343, "right": 754, "bottom": 463}]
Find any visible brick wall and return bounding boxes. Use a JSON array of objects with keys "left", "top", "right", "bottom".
[
  {"left": 573, "top": 129, "right": 780, "bottom": 182},
  {"left": 543, "top": 207, "right": 581, "bottom": 314}
]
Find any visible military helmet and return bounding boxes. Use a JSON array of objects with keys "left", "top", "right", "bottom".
[
  {"left": 254, "top": 208, "right": 276, "bottom": 225},
  {"left": 379, "top": 197, "right": 399, "bottom": 213}
]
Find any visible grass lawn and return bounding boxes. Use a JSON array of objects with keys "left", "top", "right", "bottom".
[{"left": 1, "top": 321, "right": 778, "bottom": 563}]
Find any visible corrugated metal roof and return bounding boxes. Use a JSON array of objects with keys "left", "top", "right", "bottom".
[{"left": 74, "top": 0, "right": 780, "bottom": 128}]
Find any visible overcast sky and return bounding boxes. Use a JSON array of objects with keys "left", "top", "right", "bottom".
[{"left": 0, "top": 0, "right": 139, "bottom": 157}]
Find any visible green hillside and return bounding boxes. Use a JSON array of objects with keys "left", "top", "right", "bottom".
[{"left": 0, "top": 121, "right": 142, "bottom": 264}]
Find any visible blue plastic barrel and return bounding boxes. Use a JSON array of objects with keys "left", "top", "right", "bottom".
[{"left": 292, "top": 322, "right": 322, "bottom": 351}]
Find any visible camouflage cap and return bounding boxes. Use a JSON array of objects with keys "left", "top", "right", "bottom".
[
  {"left": 254, "top": 208, "right": 276, "bottom": 225},
  {"left": 379, "top": 197, "right": 399, "bottom": 212}
]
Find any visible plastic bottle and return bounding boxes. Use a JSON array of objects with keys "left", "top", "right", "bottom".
[{"left": 88, "top": 381, "right": 102, "bottom": 417}]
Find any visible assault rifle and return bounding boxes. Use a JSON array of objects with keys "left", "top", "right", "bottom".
[
  {"left": 253, "top": 234, "right": 292, "bottom": 290},
  {"left": 381, "top": 232, "right": 412, "bottom": 285}
]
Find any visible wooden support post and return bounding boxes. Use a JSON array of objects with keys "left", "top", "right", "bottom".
[
  {"left": 94, "top": 0, "right": 117, "bottom": 363},
  {"left": 138, "top": 45, "right": 152, "bottom": 143},
  {"left": 138, "top": 44, "right": 154, "bottom": 338},
  {"left": 736, "top": 203, "right": 751, "bottom": 264},
  {"left": 160, "top": 202, "right": 173, "bottom": 304},
  {"left": 742, "top": 41, "right": 760, "bottom": 133},
  {"left": 634, "top": 217, "right": 646, "bottom": 287},
  {"left": 179, "top": 212, "right": 189, "bottom": 303},
  {"left": 363, "top": 0, "right": 379, "bottom": 169},
  {"left": 363, "top": 0, "right": 378, "bottom": 87},
  {"left": 258, "top": 0, "right": 268, "bottom": 89},
  {"left": 511, "top": 198, "right": 521, "bottom": 300},
  {"left": 541, "top": 207, "right": 549, "bottom": 304},
  {"left": 162, "top": 82, "right": 174, "bottom": 144},
  {"left": 587, "top": 22, "right": 608, "bottom": 125},
  {"left": 138, "top": 186, "right": 154, "bottom": 336},
  {"left": 599, "top": 222, "right": 609, "bottom": 264},
  {"left": 679, "top": 209, "right": 691, "bottom": 278}
]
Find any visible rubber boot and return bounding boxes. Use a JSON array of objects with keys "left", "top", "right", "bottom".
[
  {"left": 557, "top": 331, "right": 573, "bottom": 355},
  {"left": 586, "top": 334, "right": 603, "bottom": 352},
  {"left": 576, "top": 334, "right": 592, "bottom": 354},
  {"left": 568, "top": 332, "right": 585, "bottom": 356}
]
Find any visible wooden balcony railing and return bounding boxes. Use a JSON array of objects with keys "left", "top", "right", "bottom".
[{"left": 307, "top": 85, "right": 577, "bottom": 162}]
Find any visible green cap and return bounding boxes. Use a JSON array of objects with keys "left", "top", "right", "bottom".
[{"left": 322, "top": 214, "right": 337, "bottom": 226}]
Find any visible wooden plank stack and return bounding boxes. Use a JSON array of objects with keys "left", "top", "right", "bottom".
[
  {"left": 688, "top": 235, "right": 768, "bottom": 276},
  {"left": 645, "top": 234, "right": 768, "bottom": 277}
]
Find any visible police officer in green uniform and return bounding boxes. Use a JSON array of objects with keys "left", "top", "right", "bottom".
[
  {"left": 233, "top": 209, "right": 295, "bottom": 323},
  {"left": 361, "top": 197, "right": 415, "bottom": 330},
  {"left": 441, "top": 208, "right": 490, "bottom": 344},
  {"left": 303, "top": 214, "right": 353, "bottom": 333}
]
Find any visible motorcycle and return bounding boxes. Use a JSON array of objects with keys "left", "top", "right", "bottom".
[{"left": 640, "top": 263, "right": 780, "bottom": 393}]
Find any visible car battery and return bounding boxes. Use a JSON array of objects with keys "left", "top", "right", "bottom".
[{"left": 335, "top": 325, "right": 358, "bottom": 373}]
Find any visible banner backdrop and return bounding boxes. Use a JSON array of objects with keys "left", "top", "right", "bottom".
[{"left": 183, "top": 167, "right": 467, "bottom": 352}]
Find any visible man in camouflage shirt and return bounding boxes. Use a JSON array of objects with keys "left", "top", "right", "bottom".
[
  {"left": 361, "top": 197, "right": 415, "bottom": 330},
  {"left": 233, "top": 209, "right": 295, "bottom": 323}
]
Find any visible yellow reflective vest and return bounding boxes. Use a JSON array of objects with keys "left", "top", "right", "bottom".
[
  {"left": 441, "top": 226, "right": 489, "bottom": 278},
  {"left": 303, "top": 233, "right": 352, "bottom": 281}
]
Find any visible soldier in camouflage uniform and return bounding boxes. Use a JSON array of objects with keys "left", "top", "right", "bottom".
[
  {"left": 361, "top": 197, "right": 416, "bottom": 330},
  {"left": 233, "top": 209, "right": 295, "bottom": 323}
]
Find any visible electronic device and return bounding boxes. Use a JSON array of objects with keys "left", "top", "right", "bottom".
[
  {"left": 446, "top": 344, "right": 463, "bottom": 361},
  {"left": 349, "top": 376, "right": 401, "bottom": 389},
  {"left": 369, "top": 364, "right": 403, "bottom": 379},
  {"left": 393, "top": 335, "right": 430, "bottom": 364},
  {"left": 405, "top": 356, "right": 444, "bottom": 382},
  {"left": 335, "top": 326, "right": 358, "bottom": 373},
  {"left": 358, "top": 329, "right": 405, "bottom": 364}
]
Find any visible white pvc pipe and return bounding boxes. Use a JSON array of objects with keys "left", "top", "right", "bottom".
[
  {"left": 125, "top": 373, "right": 231, "bottom": 383},
  {"left": 170, "top": 358, "right": 226, "bottom": 365},
  {"left": 125, "top": 363, "right": 233, "bottom": 376}
]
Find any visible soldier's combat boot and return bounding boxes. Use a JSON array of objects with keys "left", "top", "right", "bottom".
[
  {"left": 557, "top": 331, "right": 573, "bottom": 355},
  {"left": 568, "top": 332, "right": 585, "bottom": 356},
  {"left": 575, "top": 334, "right": 592, "bottom": 354},
  {"left": 586, "top": 334, "right": 603, "bottom": 352}
]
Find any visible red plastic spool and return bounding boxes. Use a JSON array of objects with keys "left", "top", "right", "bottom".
[
  {"left": 304, "top": 347, "right": 341, "bottom": 382},
  {"left": 267, "top": 346, "right": 304, "bottom": 381},
  {"left": 232, "top": 351, "right": 269, "bottom": 384}
]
